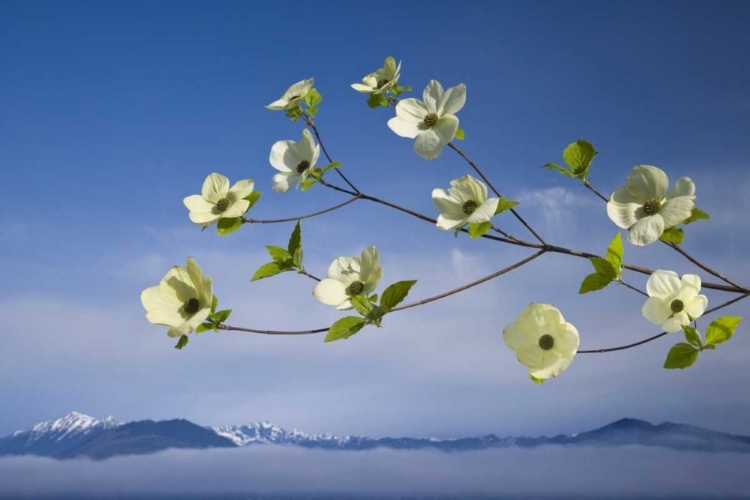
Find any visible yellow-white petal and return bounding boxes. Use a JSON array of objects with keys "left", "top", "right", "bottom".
[
  {"left": 202, "top": 173, "right": 230, "bottom": 203},
  {"left": 272, "top": 172, "right": 297, "bottom": 193},
  {"left": 606, "top": 201, "right": 638, "bottom": 229},
  {"left": 628, "top": 165, "right": 669, "bottom": 200},
  {"left": 422, "top": 80, "right": 444, "bottom": 113},
  {"left": 387, "top": 117, "right": 420, "bottom": 139},
  {"left": 659, "top": 196, "right": 694, "bottom": 227},
  {"left": 685, "top": 295, "right": 708, "bottom": 319},
  {"left": 642, "top": 296, "right": 672, "bottom": 326},
  {"left": 414, "top": 129, "right": 443, "bottom": 160},
  {"left": 438, "top": 84, "right": 466, "bottom": 116},
  {"left": 313, "top": 278, "right": 349, "bottom": 306},
  {"left": 184, "top": 195, "right": 215, "bottom": 214},
  {"left": 647, "top": 270, "right": 680, "bottom": 299},
  {"left": 627, "top": 214, "right": 665, "bottom": 246},
  {"left": 228, "top": 179, "right": 254, "bottom": 201}
]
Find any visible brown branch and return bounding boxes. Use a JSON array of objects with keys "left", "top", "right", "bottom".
[
  {"left": 447, "top": 142, "right": 547, "bottom": 245},
  {"left": 619, "top": 280, "right": 648, "bottom": 297},
  {"left": 242, "top": 197, "right": 360, "bottom": 224},
  {"left": 298, "top": 269, "right": 321, "bottom": 282},
  {"left": 305, "top": 116, "right": 360, "bottom": 195},
  {"left": 578, "top": 293, "right": 750, "bottom": 354}
]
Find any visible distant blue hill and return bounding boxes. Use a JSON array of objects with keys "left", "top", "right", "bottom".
[{"left": 2, "top": 413, "right": 749, "bottom": 460}]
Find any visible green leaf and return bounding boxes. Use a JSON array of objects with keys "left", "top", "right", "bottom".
[
  {"left": 300, "top": 178, "right": 318, "bottom": 191},
  {"left": 605, "top": 233, "right": 624, "bottom": 271},
  {"left": 530, "top": 374, "right": 545, "bottom": 384},
  {"left": 245, "top": 191, "right": 262, "bottom": 210},
  {"left": 366, "top": 305, "right": 387, "bottom": 324},
  {"left": 266, "top": 245, "right": 292, "bottom": 264},
  {"left": 217, "top": 217, "right": 242, "bottom": 236},
  {"left": 369, "top": 294, "right": 379, "bottom": 303},
  {"left": 579, "top": 273, "right": 612, "bottom": 294},
  {"left": 562, "top": 139, "right": 597, "bottom": 175},
  {"left": 322, "top": 161, "right": 342, "bottom": 173},
  {"left": 659, "top": 227, "right": 684, "bottom": 244},
  {"left": 305, "top": 88, "right": 322, "bottom": 109},
  {"left": 663, "top": 342, "right": 699, "bottom": 369},
  {"left": 175, "top": 335, "right": 189, "bottom": 350},
  {"left": 454, "top": 128, "right": 465, "bottom": 141},
  {"left": 380, "top": 280, "right": 418, "bottom": 310},
  {"left": 350, "top": 295, "right": 373, "bottom": 317},
  {"left": 683, "top": 208, "right": 710, "bottom": 225},
  {"left": 211, "top": 295, "right": 218, "bottom": 314},
  {"left": 367, "top": 93, "right": 388, "bottom": 109},
  {"left": 285, "top": 106, "right": 304, "bottom": 122},
  {"left": 251, "top": 262, "right": 285, "bottom": 281},
  {"left": 324, "top": 316, "right": 367, "bottom": 342},
  {"left": 196, "top": 323, "right": 212, "bottom": 334},
  {"left": 288, "top": 220, "right": 303, "bottom": 268},
  {"left": 589, "top": 257, "right": 617, "bottom": 280},
  {"left": 468, "top": 221, "right": 491, "bottom": 239},
  {"left": 683, "top": 325, "right": 702, "bottom": 348},
  {"left": 542, "top": 162, "right": 575, "bottom": 178},
  {"left": 495, "top": 197, "right": 519, "bottom": 214},
  {"left": 212, "top": 309, "right": 232, "bottom": 323},
  {"left": 705, "top": 316, "right": 742, "bottom": 346}
]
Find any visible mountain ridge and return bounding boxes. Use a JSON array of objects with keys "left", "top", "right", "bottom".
[{"left": 2, "top": 413, "right": 749, "bottom": 460}]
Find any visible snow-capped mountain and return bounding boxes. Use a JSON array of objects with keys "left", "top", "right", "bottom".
[
  {"left": 2, "top": 413, "right": 750, "bottom": 460},
  {"left": 0, "top": 411, "right": 120, "bottom": 456}
]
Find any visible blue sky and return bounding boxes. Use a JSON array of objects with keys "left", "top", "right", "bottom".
[{"left": 1, "top": 0, "right": 749, "bottom": 439}]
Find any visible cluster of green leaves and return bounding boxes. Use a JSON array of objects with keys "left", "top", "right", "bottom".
[
  {"left": 664, "top": 316, "right": 742, "bottom": 369},
  {"left": 579, "top": 233, "right": 624, "bottom": 294},
  {"left": 175, "top": 295, "right": 233, "bottom": 349},
  {"left": 325, "top": 280, "right": 417, "bottom": 342},
  {"left": 251, "top": 220, "right": 305, "bottom": 281},
  {"left": 658, "top": 208, "right": 711, "bottom": 245},
  {"left": 214, "top": 191, "right": 262, "bottom": 236},
  {"left": 544, "top": 139, "right": 597, "bottom": 181},
  {"left": 286, "top": 88, "right": 323, "bottom": 122},
  {"left": 299, "top": 161, "right": 342, "bottom": 191},
  {"left": 367, "top": 84, "right": 412, "bottom": 109},
  {"left": 462, "top": 198, "right": 519, "bottom": 239}
]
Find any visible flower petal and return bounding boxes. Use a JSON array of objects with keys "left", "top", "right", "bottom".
[
  {"left": 228, "top": 179, "right": 255, "bottom": 201},
  {"left": 202, "top": 173, "right": 230, "bottom": 203},
  {"left": 387, "top": 117, "right": 420, "bottom": 139},
  {"left": 432, "top": 115, "right": 459, "bottom": 145},
  {"left": 422, "top": 80, "right": 444, "bottom": 113},
  {"left": 516, "top": 344, "right": 544, "bottom": 368},
  {"left": 663, "top": 312, "right": 689, "bottom": 333},
  {"left": 679, "top": 274, "right": 702, "bottom": 300},
  {"left": 685, "top": 294, "right": 708, "bottom": 319},
  {"left": 642, "top": 296, "right": 672, "bottom": 326},
  {"left": 438, "top": 84, "right": 466, "bottom": 116},
  {"left": 627, "top": 214, "right": 665, "bottom": 246},
  {"left": 466, "top": 198, "right": 499, "bottom": 224},
  {"left": 667, "top": 177, "right": 696, "bottom": 199},
  {"left": 270, "top": 140, "right": 297, "bottom": 173},
  {"left": 659, "top": 197, "right": 694, "bottom": 227},
  {"left": 503, "top": 322, "right": 534, "bottom": 351},
  {"left": 459, "top": 175, "right": 488, "bottom": 204},
  {"left": 530, "top": 354, "right": 573, "bottom": 380},
  {"left": 431, "top": 188, "right": 465, "bottom": 216},
  {"left": 359, "top": 246, "right": 380, "bottom": 284},
  {"left": 647, "top": 270, "right": 681, "bottom": 299},
  {"left": 611, "top": 185, "right": 645, "bottom": 205},
  {"left": 436, "top": 213, "right": 467, "bottom": 230},
  {"left": 414, "top": 130, "right": 443, "bottom": 160},
  {"left": 222, "top": 199, "right": 250, "bottom": 218},
  {"left": 265, "top": 98, "right": 287, "bottom": 110},
  {"left": 272, "top": 172, "right": 297, "bottom": 193},
  {"left": 312, "top": 279, "right": 348, "bottom": 306},
  {"left": 606, "top": 201, "right": 639, "bottom": 229},
  {"left": 141, "top": 286, "right": 183, "bottom": 327},
  {"left": 395, "top": 98, "right": 429, "bottom": 124},
  {"left": 189, "top": 211, "right": 220, "bottom": 226},
  {"left": 351, "top": 83, "right": 374, "bottom": 93},
  {"left": 327, "top": 256, "right": 360, "bottom": 282},
  {"left": 183, "top": 195, "right": 215, "bottom": 214},
  {"left": 627, "top": 165, "right": 669, "bottom": 200}
]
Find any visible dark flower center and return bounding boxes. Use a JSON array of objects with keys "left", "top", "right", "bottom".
[
  {"left": 376, "top": 78, "right": 389, "bottom": 89},
  {"left": 538, "top": 334, "right": 554, "bottom": 351},
  {"left": 642, "top": 199, "right": 661, "bottom": 215},
  {"left": 346, "top": 281, "right": 365, "bottom": 296},
  {"left": 215, "top": 198, "right": 230, "bottom": 213},
  {"left": 423, "top": 113, "right": 439, "bottom": 128},
  {"left": 288, "top": 94, "right": 300, "bottom": 101},
  {"left": 462, "top": 200, "right": 478, "bottom": 215},
  {"left": 670, "top": 299, "right": 684, "bottom": 313},
  {"left": 183, "top": 298, "right": 200, "bottom": 315},
  {"left": 296, "top": 160, "right": 311, "bottom": 174}
]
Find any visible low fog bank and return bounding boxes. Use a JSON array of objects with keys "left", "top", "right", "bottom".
[{"left": 0, "top": 446, "right": 748, "bottom": 497}]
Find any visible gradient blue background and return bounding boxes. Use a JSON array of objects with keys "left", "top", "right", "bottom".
[{"left": 1, "top": 0, "right": 749, "bottom": 441}]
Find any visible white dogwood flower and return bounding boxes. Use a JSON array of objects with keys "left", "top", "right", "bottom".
[
  {"left": 387, "top": 80, "right": 466, "bottom": 160},
  {"left": 313, "top": 247, "right": 383, "bottom": 310},
  {"left": 351, "top": 56, "right": 401, "bottom": 94},
  {"left": 606, "top": 165, "right": 695, "bottom": 246},
  {"left": 503, "top": 303, "right": 580, "bottom": 382},
  {"left": 431, "top": 174, "right": 499, "bottom": 231},
  {"left": 642, "top": 270, "right": 708, "bottom": 333},
  {"left": 141, "top": 257, "right": 213, "bottom": 338},
  {"left": 269, "top": 129, "right": 321, "bottom": 193},
  {"left": 183, "top": 173, "right": 255, "bottom": 227},
  {"left": 265, "top": 78, "right": 314, "bottom": 111}
]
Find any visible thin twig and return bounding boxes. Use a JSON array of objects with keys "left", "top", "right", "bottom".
[
  {"left": 391, "top": 250, "right": 546, "bottom": 312},
  {"left": 298, "top": 269, "right": 321, "bottom": 282},
  {"left": 578, "top": 293, "right": 750, "bottom": 354},
  {"left": 242, "top": 197, "right": 359, "bottom": 224},
  {"left": 619, "top": 280, "right": 648, "bottom": 297},
  {"left": 447, "top": 142, "right": 547, "bottom": 245},
  {"left": 305, "top": 117, "right": 360, "bottom": 194}
]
